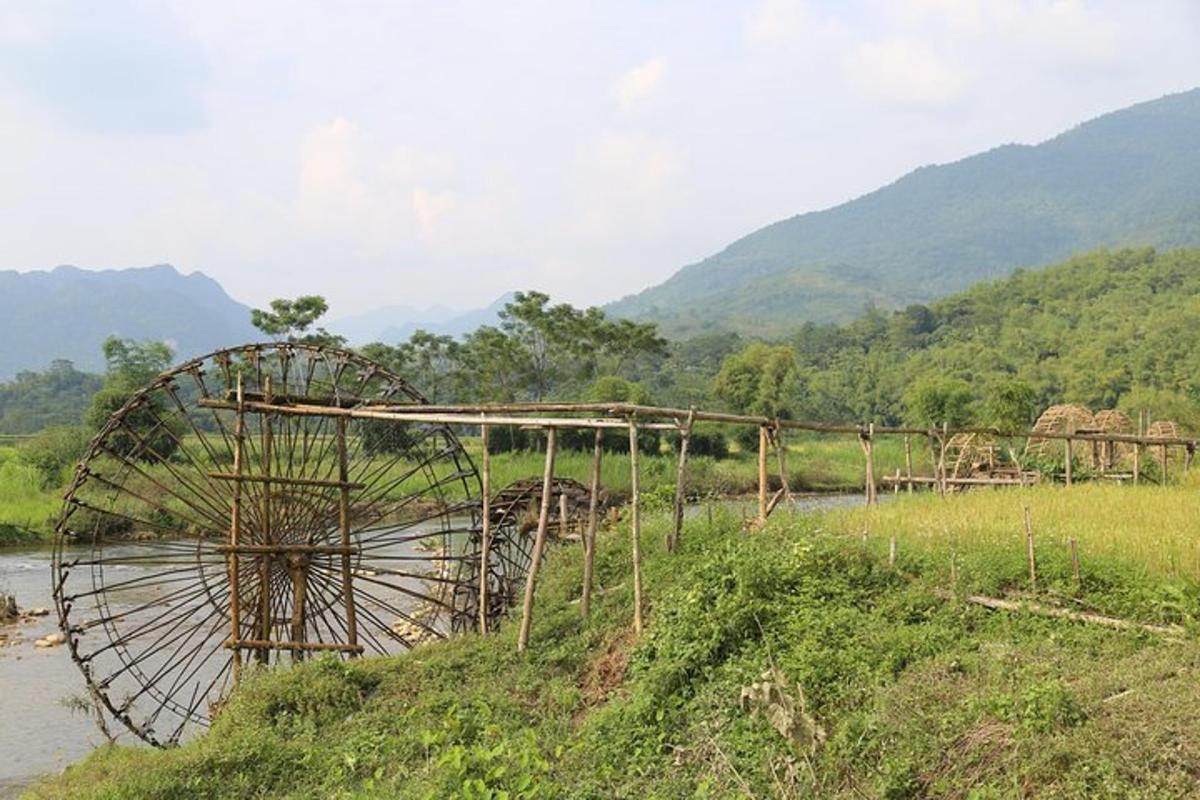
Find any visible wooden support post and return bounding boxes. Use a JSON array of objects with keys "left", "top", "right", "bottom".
[
  {"left": 257, "top": 375, "right": 273, "bottom": 663},
  {"left": 559, "top": 492, "right": 569, "bottom": 539},
  {"left": 865, "top": 423, "right": 877, "bottom": 505},
  {"left": 1064, "top": 437, "right": 1073, "bottom": 487},
  {"left": 517, "top": 428, "right": 557, "bottom": 653},
  {"left": 336, "top": 415, "right": 357, "bottom": 655},
  {"left": 938, "top": 423, "right": 949, "bottom": 497},
  {"left": 904, "top": 435, "right": 914, "bottom": 494},
  {"left": 757, "top": 424, "right": 769, "bottom": 525},
  {"left": 1024, "top": 506, "right": 1036, "bottom": 590},
  {"left": 581, "top": 428, "right": 603, "bottom": 619},
  {"left": 888, "top": 535, "right": 897, "bottom": 567},
  {"left": 1134, "top": 412, "right": 1142, "bottom": 485},
  {"left": 228, "top": 374, "right": 245, "bottom": 680},
  {"left": 478, "top": 425, "right": 491, "bottom": 634},
  {"left": 1186, "top": 444, "right": 1194, "bottom": 476},
  {"left": 1160, "top": 443, "right": 1169, "bottom": 486},
  {"left": 669, "top": 409, "right": 695, "bottom": 553},
  {"left": 772, "top": 423, "right": 793, "bottom": 507},
  {"left": 629, "top": 422, "right": 644, "bottom": 636}
]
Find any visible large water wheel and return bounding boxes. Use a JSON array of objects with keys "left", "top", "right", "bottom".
[{"left": 51, "top": 343, "right": 516, "bottom": 746}]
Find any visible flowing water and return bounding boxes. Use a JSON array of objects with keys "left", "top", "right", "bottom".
[{"left": 0, "top": 493, "right": 867, "bottom": 797}]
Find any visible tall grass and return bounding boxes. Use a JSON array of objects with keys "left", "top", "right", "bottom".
[{"left": 0, "top": 446, "right": 60, "bottom": 543}]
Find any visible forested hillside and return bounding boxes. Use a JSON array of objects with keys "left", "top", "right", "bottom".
[
  {"left": 761, "top": 247, "right": 1200, "bottom": 428},
  {"left": 609, "top": 89, "right": 1200, "bottom": 336}
]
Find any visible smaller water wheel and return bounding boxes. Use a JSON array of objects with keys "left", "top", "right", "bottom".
[
  {"left": 481, "top": 478, "right": 599, "bottom": 615},
  {"left": 943, "top": 433, "right": 1000, "bottom": 480},
  {"left": 1092, "top": 410, "right": 1133, "bottom": 470},
  {"left": 1146, "top": 420, "right": 1185, "bottom": 469}
]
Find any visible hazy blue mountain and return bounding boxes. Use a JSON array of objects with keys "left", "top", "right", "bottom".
[
  {"left": 331, "top": 293, "right": 515, "bottom": 344},
  {"left": 0, "top": 264, "right": 258, "bottom": 379},
  {"left": 607, "top": 88, "right": 1200, "bottom": 336}
]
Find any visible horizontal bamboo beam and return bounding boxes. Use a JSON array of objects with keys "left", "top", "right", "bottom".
[
  {"left": 203, "top": 398, "right": 1199, "bottom": 447},
  {"left": 224, "top": 639, "right": 365, "bottom": 653},
  {"left": 208, "top": 471, "right": 365, "bottom": 490},
  {"left": 214, "top": 543, "right": 360, "bottom": 555}
]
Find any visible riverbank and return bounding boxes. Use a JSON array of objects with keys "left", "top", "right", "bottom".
[
  {"left": 0, "top": 433, "right": 923, "bottom": 544},
  {"left": 27, "top": 485, "right": 1200, "bottom": 798}
]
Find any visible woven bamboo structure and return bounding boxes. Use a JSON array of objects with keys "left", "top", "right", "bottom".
[
  {"left": 943, "top": 432, "right": 1000, "bottom": 479},
  {"left": 1092, "top": 409, "right": 1133, "bottom": 470},
  {"left": 1147, "top": 420, "right": 1185, "bottom": 468},
  {"left": 1024, "top": 404, "right": 1096, "bottom": 459}
]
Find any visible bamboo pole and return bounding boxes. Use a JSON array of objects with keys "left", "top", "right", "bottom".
[
  {"left": 629, "top": 422, "right": 644, "bottom": 635},
  {"left": 1160, "top": 443, "right": 1169, "bottom": 486},
  {"left": 228, "top": 374, "right": 244, "bottom": 680},
  {"left": 1064, "top": 436, "right": 1073, "bottom": 486},
  {"left": 757, "top": 424, "right": 769, "bottom": 525},
  {"left": 888, "top": 535, "right": 897, "bottom": 567},
  {"left": 581, "top": 428, "right": 603, "bottom": 619},
  {"left": 1024, "top": 506, "right": 1036, "bottom": 590},
  {"left": 257, "top": 375, "right": 273, "bottom": 663},
  {"left": 479, "top": 425, "right": 491, "bottom": 634},
  {"left": 559, "top": 492, "right": 569, "bottom": 539},
  {"left": 772, "top": 423, "right": 793, "bottom": 507},
  {"left": 865, "top": 423, "right": 877, "bottom": 505},
  {"left": 669, "top": 409, "right": 695, "bottom": 553},
  {"left": 904, "top": 435, "right": 914, "bottom": 494},
  {"left": 517, "top": 428, "right": 557, "bottom": 653},
  {"left": 1070, "top": 537, "right": 1080, "bottom": 590},
  {"left": 336, "top": 415, "right": 357, "bottom": 655},
  {"left": 937, "top": 423, "right": 949, "bottom": 497}
]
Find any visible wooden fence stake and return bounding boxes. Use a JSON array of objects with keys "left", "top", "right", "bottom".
[
  {"left": 479, "top": 424, "right": 491, "bottom": 634},
  {"left": 757, "top": 424, "right": 769, "bottom": 524},
  {"left": 888, "top": 535, "right": 897, "bottom": 567},
  {"left": 559, "top": 492, "right": 569, "bottom": 539},
  {"left": 629, "top": 422, "right": 644, "bottom": 635},
  {"left": 580, "top": 428, "right": 602, "bottom": 619},
  {"left": 938, "top": 423, "right": 949, "bottom": 497},
  {"left": 1160, "top": 443, "right": 1169, "bottom": 486},
  {"left": 1133, "top": 442, "right": 1141, "bottom": 484},
  {"left": 865, "top": 423, "right": 877, "bottom": 505},
  {"left": 669, "top": 409, "right": 695, "bottom": 553},
  {"left": 1070, "top": 537, "right": 1080, "bottom": 590},
  {"left": 950, "top": 549, "right": 958, "bottom": 587},
  {"left": 1024, "top": 506, "right": 1036, "bottom": 590},
  {"left": 904, "top": 434, "right": 914, "bottom": 494},
  {"left": 1064, "top": 437, "right": 1073, "bottom": 486},
  {"left": 517, "top": 427, "right": 557, "bottom": 653}
]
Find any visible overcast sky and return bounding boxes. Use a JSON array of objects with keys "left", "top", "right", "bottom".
[{"left": 1, "top": 1, "right": 1197, "bottom": 318}]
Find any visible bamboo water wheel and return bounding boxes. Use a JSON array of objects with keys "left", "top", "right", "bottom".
[
  {"left": 1147, "top": 420, "right": 1185, "bottom": 468},
  {"left": 483, "top": 477, "right": 600, "bottom": 614},
  {"left": 51, "top": 343, "right": 519, "bottom": 746},
  {"left": 943, "top": 433, "right": 1001, "bottom": 479},
  {"left": 1092, "top": 409, "right": 1133, "bottom": 470},
  {"left": 1024, "top": 404, "right": 1096, "bottom": 460}
]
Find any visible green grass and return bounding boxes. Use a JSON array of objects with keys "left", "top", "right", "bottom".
[
  {"left": 0, "top": 446, "right": 60, "bottom": 545},
  {"left": 28, "top": 486, "right": 1200, "bottom": 799}
]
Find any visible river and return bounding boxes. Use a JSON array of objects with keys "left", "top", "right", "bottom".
[{"left": 0, "top": 493, "right": 868, "bottom": 797}]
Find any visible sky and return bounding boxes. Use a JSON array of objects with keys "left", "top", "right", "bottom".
[{"left": 0, "top": 1, "right": 1197, "bottom": 319}]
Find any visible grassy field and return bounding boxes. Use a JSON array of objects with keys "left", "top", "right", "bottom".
[
  {"left": 0, "top": 446, "right": 60, "bottom": 545},
  {"left": 28, "top": 484, "right": 1200, "bottom": 798}
]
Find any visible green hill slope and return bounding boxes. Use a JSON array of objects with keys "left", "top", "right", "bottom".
[
  {"left": 28, "top": 491, "right": 1200, "bottom": 799},
  {"left": 609, "top": 89, "right": 1200, "bottom": 336}
]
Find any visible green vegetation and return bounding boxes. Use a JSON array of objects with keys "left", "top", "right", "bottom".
[
  {"left": 0, "top": 359, "right": 101, "bottom": 434},
  {"left": 31, "top": 485, "right": 1200, "bottom": 798},
  {"left": 0, "top": 446, "right": 60, "bottom": 545},
  {"left": 607, "top": 88, "right": 1200, "bottom": 335}
]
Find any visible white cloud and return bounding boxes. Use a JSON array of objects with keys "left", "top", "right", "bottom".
[
  {"left": 411, "top": 188, "right": 456, "bottom": 238},
  {"left": 611, "top": 57, "right": 666, "bottom": 111},
  {"left": 844, "top": 37, "right": 969, "bottom": 108},
  {"left": 574, "top": 133, "right": 688, "bottom": 237},
  {"left": 744, "top": 0, "right": 844, "bottom": 48}
]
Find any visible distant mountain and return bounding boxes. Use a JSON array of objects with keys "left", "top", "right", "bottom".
[
  {"left": 330, "top": 293, "right": 515, "bottom": 344},
  {"left": 0, "top": 264, "right": 258, "bottom": 379},
  {"left": 608, "top": 88, "right": 1200, "bottom": 336}
]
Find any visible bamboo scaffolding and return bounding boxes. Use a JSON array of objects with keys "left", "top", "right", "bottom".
[
  {"left": 580, "top": 429, "right": 603, "bottom": 619},
  {"left": 669, "top": 409, "right": 695, "bottom": 553},
  {"left": 517, "top": 429, "right": 557, "bottom": 653},
  {"left": 629, "top": 422, "right": 644, "bottom": 635},
  {"left": 479, "top": 425, "right": 492, "bottom": 635}
]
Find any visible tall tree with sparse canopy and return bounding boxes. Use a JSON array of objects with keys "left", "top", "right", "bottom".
[{"left": 251, "top": 295, "right": 345, "bottom": 346}]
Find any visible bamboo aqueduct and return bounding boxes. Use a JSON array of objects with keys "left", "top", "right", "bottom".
[{"left": 50, "top": 343, "right": 1200, "bottom": 745}]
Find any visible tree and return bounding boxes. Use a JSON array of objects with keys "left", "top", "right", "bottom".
[
  {"left": 714, "top": 344, "right": 798, "bottom": 449},
  {"left": 86, "top": 338, "right": 178, "bottom": 462},
  {"left": 903, "top": 376, "right": 975, "bottom": 428},
  {"left": 984, "top": 378, "right": 1037, "bottom": 430},
  {"left": 251, "top": 295, "right": 346, "bottom": 346}
]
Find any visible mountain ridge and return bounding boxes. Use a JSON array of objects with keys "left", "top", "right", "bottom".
[{"left": 607, "top": 88, "right": 1200, "bottom": 335}]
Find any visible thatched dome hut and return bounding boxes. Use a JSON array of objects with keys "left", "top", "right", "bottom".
[{"left": 1025, "top": 404, "right": 1096, "bottom": 460}]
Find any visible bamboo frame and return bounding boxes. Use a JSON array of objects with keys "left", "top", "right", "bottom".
[
  {"left": 580, "top": 429, "right": 603, "bottom": 619},
  {"left": 517, "top": 428, "right": 557, "bottom": 653},
  {"left": 629, "top": 422, "right": 644, "bottom": 635},
  {"left": 479, "top": 426, "right": 492, "bottom": 634}
]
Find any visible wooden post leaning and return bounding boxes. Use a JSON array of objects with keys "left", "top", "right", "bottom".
[
  {"left": 478, "top": 424, "right": 492, "bottom": 634},
  {"left": 1064, "top": 436, "right": 1073, "bottom": 487},
  {"left": 864, "top": 423, "right": 877, "bottom": 505},
  {"left": 772, "top": 421, "right": 794, "bottom": 508},
  {"left": 517, "top": 427, "right": 557, "bottom": 653},
  {"left": 335, "top": 415, "right": 358, "bottom": 654},
  {"left": 629, "top": 421, "right": 644, "bottom": 635},
  {"left": 757, "top": 423, "right": 769, "bottom": 525},
  {"left": 580, "top": 428, "right": 603, "bottom": 619},
  {"left": 669, "top": 408, "right": 695, "bottom": 553}
]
